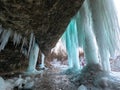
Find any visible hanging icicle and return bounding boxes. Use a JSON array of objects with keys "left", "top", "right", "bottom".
[
  {"left": 0, "top": 29, "right": 12, "bottom": 51},
  {"left": 40, "top": 53, "right": 45, "bottom": 68},
  {"left": 21, "top": 37, "right": 28, "bottom": 56},
  {"left": 27, "top": 33, "right": 34, "bottom": 56},
  {"left": 0, "top": 25, "right": 3, "bottom": 35},
  {"left": 13, "top": 32, "right": 22, "bottom": 46}
]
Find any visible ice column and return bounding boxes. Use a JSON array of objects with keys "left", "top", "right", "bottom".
[
  {"left": 63, "top": 18, "right": 80, "bottom": 70},
  {"left": 89, "top": 0, "right": 119, "bottom": 71},
  {"left": 77, "top": 0, "right": 99, "bottom": 65},
  {"left": 26, "top": 34, "right": 40, "bottom": 74},
  {"left": 40, "top": 53, "right": 45, "bottom": 68},
  {"left": 27, "top": 42, "right": 39, "bottom": 73}
]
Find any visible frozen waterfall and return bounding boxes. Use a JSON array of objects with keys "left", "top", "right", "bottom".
[{"left": 62, "top": 0, "right": 120, "bottom": 72}]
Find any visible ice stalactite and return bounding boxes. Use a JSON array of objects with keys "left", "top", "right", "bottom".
[
  {"left": 27, "top": 33, "right": 34, "bottom": 56},
  {"left": 0, "top": 25, "right": 3, "bottom": 34},
  {"left": 21, "top": 37, "right": 28, "bottom": 56},
  {"left": 40, "top": 53, "right": 45, "bottom": 68},
  {"left": 0, "top": 29, "right": 12, "bottom": 51},
  {"left": 13, "top": 32, "right": 22, "bottom": 46},
  {"left": 88, "top": 0, "right": 120, "bottom": 71}
]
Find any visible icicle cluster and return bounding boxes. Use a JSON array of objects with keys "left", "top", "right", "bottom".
[
  {"left": 62, "top": 0, "right": 120, "bottom": 72},
  {"left": 0, "top": 26, "right": 44, "bottom": 74},
  {"left": 0, "top": 26, "right": 12, "bottom": 51}
]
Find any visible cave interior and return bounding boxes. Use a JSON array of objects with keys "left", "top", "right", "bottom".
[{"left": 0, "top": 0, "right": 120, "bottom": 90}]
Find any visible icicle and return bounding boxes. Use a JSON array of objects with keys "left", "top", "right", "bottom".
[
  {"left": 13, "top": 32, "right": 22, "bottom": 46},
  {"left": 40, "top": 53, "right": 45, "bottom": 68},
  {"left": 0, "top": 25, "right": 3, "bottom": 35},
  {"left": 0, "top": 29, "right": 12, "bottom": 51},
  {"left": 21, "top": 37, "right": 28, "bottom": 56},
  {"left": 27, "top": 33, "right": 34, "bottom": 56}
]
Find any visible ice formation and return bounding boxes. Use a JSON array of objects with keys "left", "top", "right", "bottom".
[
  {"left": 26, "top": 42, "right": 40, "bottom": 74},
  {"left": 62, "top": 18, "right": 80, "bottom": 71},
  {"left": 88, "top": 0, "right": 119, "bottom": 71},
  {"left": 40, "top": 53, "right": 45, "bottom": 68},
  {"left": 0, "top": 77, "right": 6, "bottom": 90},
  {"left": 13, "top": 32, "right": 22, "bottom": 46},
  {"left": 78, "top": 85, "right": 87, "bottom": 90},
  {"left": 27, "top": 33, "right": 34, "bottom": 56},
  {"left": 0, "top": 29, "right": 12, "bottom": 51},
  {"left": 14, "top": 75, "right": 24, "bottom": 89},
  {"left": 62, "top": 0, "right": 120, "bottom": 72},
  {"left": 0, "top": 77, "right": 14, "bottom": 90}
]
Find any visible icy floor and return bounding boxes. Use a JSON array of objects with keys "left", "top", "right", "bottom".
[
  {"left": 1, "top": 63, "right": 120, "bottom": 90},
  {"left": 34, "top": 69, "right": 77, "bottom": 90},
  {"left": 0, "top": 67, "right": 77, "bottom": 90}
]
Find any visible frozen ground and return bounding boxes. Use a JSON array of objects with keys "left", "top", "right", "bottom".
[
  {"left": 0, "top": 63, "right": 120, "bottom": 90},
  {"left": 0, "top": 63, "right": 77, "bottom": 90}
]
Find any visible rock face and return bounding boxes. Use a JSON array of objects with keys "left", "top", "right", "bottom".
[
  {"left": 0, "top": 41, "right": 28, "bottom": 75},
  {"left": 0, "top": 0, "right": 84, "bottom": 53},
  {"left": 0, "top": 0, "right": 84, "bottom": 74}
]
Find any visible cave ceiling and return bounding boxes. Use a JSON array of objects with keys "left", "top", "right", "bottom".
[
  {"left": 0, "top": 0, "right": 84, "bottom": 53},
  {"left": 0, "top": 0, "right": 84, "bottom": 74}
]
